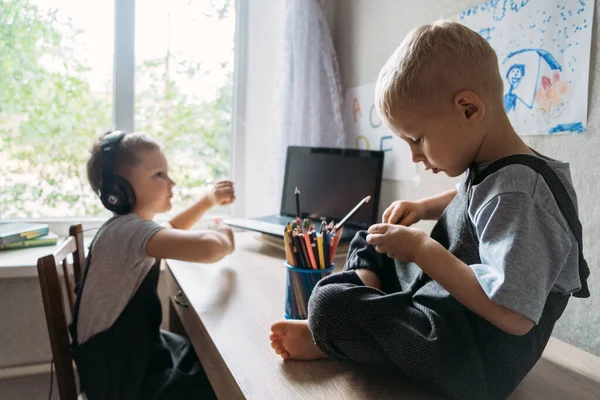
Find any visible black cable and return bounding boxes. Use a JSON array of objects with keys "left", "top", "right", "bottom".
[
  {"left": 48, "top": 358, "right": 54, "bottom": 400},
  {"left": 82, "top": 226, "right": 102, "bottom": 233}
]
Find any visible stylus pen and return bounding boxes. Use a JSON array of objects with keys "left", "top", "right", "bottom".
[{"left": 334, "top": 196, "right": 371, "bottom": 231}]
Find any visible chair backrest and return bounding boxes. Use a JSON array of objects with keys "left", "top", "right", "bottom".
[{"left": 37, "top": 224, "right": 86, "bottom": 400}]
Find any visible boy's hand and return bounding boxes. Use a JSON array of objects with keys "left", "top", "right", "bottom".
[
  {"left": 366, "top": 223, "right": 428, "bottom": 263},
  {"left": 215, "top": 225, "right": 235, "bottom": 253},
  {"left": 382, "top": 200, "right": 425, "bottom": 226},
  {"left": 208, "top": 180, "right": 235, "bottom": 206}
]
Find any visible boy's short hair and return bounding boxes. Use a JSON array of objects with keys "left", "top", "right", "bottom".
[
  {"left": 86, "top": 131, "right": 161, "bottom": 194},
  {"left": 375, "top": 20, "right": 504, "bottom": 122}
]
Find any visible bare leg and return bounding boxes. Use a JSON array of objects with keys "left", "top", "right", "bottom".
[
  {"left": 354, "top": 269, "right": 382, "bottom": 289},
  {"left": 269, "top": 269, "right": 382, "bottom": 361},
  {"left": 270, "top": 320, "right": 327, "bottom": 360}
]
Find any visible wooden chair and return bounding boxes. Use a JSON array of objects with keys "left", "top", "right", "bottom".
[{"left": 37, "top": 224, "right": 86, "bottom": 400}]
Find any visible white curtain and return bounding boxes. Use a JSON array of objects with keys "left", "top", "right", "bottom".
[{"left": 266, "top": 0, "right": 347, "bottom": 212}]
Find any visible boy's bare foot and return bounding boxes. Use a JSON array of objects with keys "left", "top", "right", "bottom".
[{"left": 270, "top": 320, "right": 327, "bottom": 361}]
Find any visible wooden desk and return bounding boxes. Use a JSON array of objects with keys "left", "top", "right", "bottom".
[{"left": 166, "top": 232, "right": 600, "bottom": 400}]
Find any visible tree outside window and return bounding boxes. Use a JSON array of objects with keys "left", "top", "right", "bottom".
[{"left": 0, "top": 0, "right": 235, "bottom": 218}]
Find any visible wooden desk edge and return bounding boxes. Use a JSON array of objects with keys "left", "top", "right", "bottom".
[
  {"left": 167, "top": 267, "right": 245, "bottom": 400},
  {"left": 165, "top": 234, "right": 600, "bottom": 400}
]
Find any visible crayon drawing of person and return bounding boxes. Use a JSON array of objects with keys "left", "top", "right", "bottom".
[{"left": 503, "top": 64, "right": 525, "bottom": 112}]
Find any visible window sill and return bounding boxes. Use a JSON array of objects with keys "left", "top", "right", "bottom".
[
  {"left": 0, "top": 236, "right": 94, "bottom": 278},
  {"left": 1, "top": 214, "right": 231, "bottom": 237},
  {"left": 0, "top": 217, "right": 109, "bottom": 238},
  {"left": 0, "top": 215, "right": 230, "bottom": 278}
]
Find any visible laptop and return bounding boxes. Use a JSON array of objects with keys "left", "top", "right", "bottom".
[{"left": 224, "top": 146, "right": 384, "bottom": 243}]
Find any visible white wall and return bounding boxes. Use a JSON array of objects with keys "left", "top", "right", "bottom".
[{"left": 330, "top": 0, "right": 600, "bottom": 355}]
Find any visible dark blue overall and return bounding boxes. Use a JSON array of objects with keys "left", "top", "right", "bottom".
[
  {"left": 69, "top": 224, "right": 217, "bottom": 400},
  {"left": 308, "top": 155, "right": 590, "bottom": 400}
]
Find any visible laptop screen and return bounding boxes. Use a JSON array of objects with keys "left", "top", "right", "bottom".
[{"left": 280, "top": 147, "right": 384, "bottom": 228}]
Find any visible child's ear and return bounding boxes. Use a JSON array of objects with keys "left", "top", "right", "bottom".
[
  {"left": 454, "top": 91, "right": 485, "bottom": 123},
  {"left": 461, "top": 102, "right": 478, "bottom": 119}
]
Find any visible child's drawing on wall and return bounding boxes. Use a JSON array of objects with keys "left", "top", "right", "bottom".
[
  {"left": 504, "top": 64, "right": 526, "bottom": 112},
  {"left": 536, "top": 72, "right": 570, "bottom": 126},
  {"left": 501, "top": 48, "right": 569, "bottom": 130},
  {"left": 458, "top": 0, "right": 593, "bottom": 135}
]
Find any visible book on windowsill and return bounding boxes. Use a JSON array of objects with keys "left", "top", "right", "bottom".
[
  {"left": 0, "top": 222, "right": 50, "bottom": 246},
  {"left": 0, "top": 232, "right": 59, "bottom": 250}
]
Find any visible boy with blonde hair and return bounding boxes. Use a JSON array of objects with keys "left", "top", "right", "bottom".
[{"left": 270, "top": 21, "right": 590, "bottom": 399}]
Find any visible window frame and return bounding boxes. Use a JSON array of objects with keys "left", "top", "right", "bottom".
[{"left": 2, "top": 0, "right": 247, "bottom": 236}]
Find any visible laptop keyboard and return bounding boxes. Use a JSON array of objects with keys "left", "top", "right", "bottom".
[{"left": 256, "top": 215, "right": 295, "bottom": 226}]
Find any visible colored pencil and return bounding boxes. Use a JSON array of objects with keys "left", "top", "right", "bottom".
[
  {"left": 302, "top": 233, "right": 318, "bottom": 270},
  {"left": 317, "top": 233, "right": 325, "bottom": 269},
  {"left": 295, "top": 187, "right": 301, "bottom": 217},
  {"left": 334, "top": 195, "right": 371, "bottom": 231}
]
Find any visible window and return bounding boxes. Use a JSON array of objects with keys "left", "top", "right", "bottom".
[
  {"left": 135, "top": 0, "right": 236, "bottom": 215},
  {"left": 0, "top": 0, "right": 238, "bottom": 219},
  {"left": 1, "top": 0, "right": 113, "bottom": 218}
]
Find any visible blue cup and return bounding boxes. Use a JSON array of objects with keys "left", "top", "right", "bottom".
[{"left": 284, "top": 261, "right": 335, "bottom": 320}]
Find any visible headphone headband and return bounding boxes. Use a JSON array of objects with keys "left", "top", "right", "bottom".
[
  {"left": 100, "top": 130, "right": 135, "bottom": 214},
  {"left": 102, "top": 131, "right": 126, "bottom": 153},
  {"left": 101, "top": 130, "right": 126, "bottom": 188}
]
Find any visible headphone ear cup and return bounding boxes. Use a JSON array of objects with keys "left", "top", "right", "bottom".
[
  {"left": 101, "top": 175, "right": 135, "bottom": 215},
  {"left": 112, "top": 175, "right": 136, "bottom": 214}
]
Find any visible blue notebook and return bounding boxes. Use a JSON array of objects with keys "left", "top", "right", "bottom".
[{"left": 0, "top": 223, "right": 50, "bottom": 245}]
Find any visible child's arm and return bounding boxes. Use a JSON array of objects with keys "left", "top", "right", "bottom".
[
  {"left": 146, "top": 225, "right": 235, "bottom": 264},
  {"left": 168, "top": 181, "right": 235, "bottom": 230},
  {"left": 414, "top": 238, "right": 534, "bottom": 336},
  {"left": 418, "top": 188, "right": 457, "bottom": 220},
  {"left": 383, "top": 188, "right": 456, "bottom": 225},
  {"left": 367, "top": 224, "right": 534, "bottom": 336}
]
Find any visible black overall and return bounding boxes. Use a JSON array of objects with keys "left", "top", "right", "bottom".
[
  {"left": 308, "top": 155, "right": 590, "bottom": 400},
  {"left": 69, "top": 224, "right": 216, "bottom": 400}
]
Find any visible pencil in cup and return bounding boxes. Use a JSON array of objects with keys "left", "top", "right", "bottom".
[{"left": 284, "top": 261, "right": 335, "bottom": 319}]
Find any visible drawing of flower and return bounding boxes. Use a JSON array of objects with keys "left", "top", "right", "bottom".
[{"left": 535, "top": 72, "right": 570, "bottom": 124}]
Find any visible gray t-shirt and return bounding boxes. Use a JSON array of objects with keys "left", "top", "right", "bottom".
[
  {"left": 466, "top": 154, "right": 581, "bottom": 324},
  {"left": 76, "top": 214, "right": 164, "bottom": 344}
]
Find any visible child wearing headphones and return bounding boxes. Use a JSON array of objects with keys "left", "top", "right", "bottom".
[{"left": 70, "top": 131, "right": 235, "bottom": 399}]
